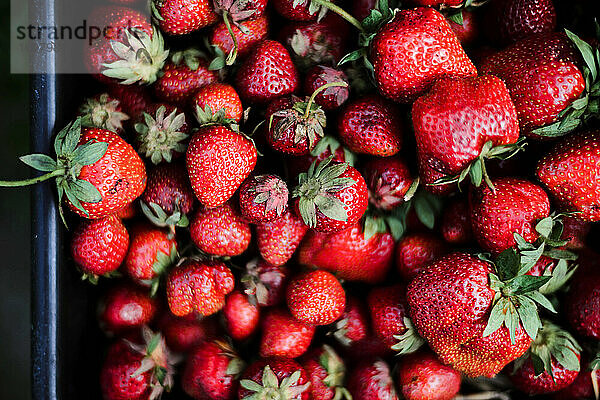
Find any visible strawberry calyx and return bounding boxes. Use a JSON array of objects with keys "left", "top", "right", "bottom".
[
  {"left": 246, "top": 175, "right": 289, "bottom": 218},
  {"left": 211, "top": 0, "right": 260, "bottom": 65},
  {"left": 141, "top": 201, "right": 190, "bottom": 230},
  {"left": 332, "top": 317, "right": 353, "bottom": 346},
  {"left": 368, "top": 172, "right": 418, "bottom": 211},
  {"left": 140, "top": 241, "right": 179, "bottom": 297},
  {"left": 311, "top": 67, "right": 350, "bottom": 107},
  {"left": 241, "top": 258, "right": 280, "bottom": 306},
  {"left": 391, "top": 316, "right": 426, "bottom": 355},
  {"left": 239, "top": 365, "right": 310, "bottom": 400},
  {"left": 310, "top": 135, "right": 356, "bottom": 166},
  {"left": 135, "top": 105, "right": 188, "bottom": 164},
  {"left": 318, "top": 345, "right": 352, "bottom": 400},
  {"left": 195, "top": 104, "right": 240, "bottom": 132},
  {"left": 170, "top": 48, "right": 209, "bottom": 71},
  {"left": 214, "top": 339, "right": 246, "bottom": 377},
  {"left": 78, "top": 93, "right": 129, "bottom": 133},
  {"left": 81, "top": 269, "right": 121, "bottom": 285},
  {"left": 102, "top": 26, "right": 169, "bottom": 85}
]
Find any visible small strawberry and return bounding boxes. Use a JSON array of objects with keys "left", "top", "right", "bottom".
[
  {"left": 78, "top": 93, "right": 129, "bottom": 134},
  {"left": 301, "top": 345, "right": 351, "bottom": 400},
  {"left": 347, "top": 359, "right": 399, "bottom": 400},
  {"left": 364, "top": 156, "right": 414, "bottom": 211},
  {"left": 99, "top": 284, "right": 158, "bottom": 335},
  {"left": 239, "top": 175, "right": 289, "bottom": 224},
  {"left": 337, "top": 95, "right": 403, "bottom": 157},
  {"left": 332, "top": 296, "right": 369, "bottom": 347},
  {"left": 157, "top": 312, "right": 220, "bottom": 353},
  {"left": 565, "top": 261, "right": 600, "bottom": 339},
  {"left": 440, "top": 198, "right": 473, "bottom": 244},
  {"left": 223, "top": 290, "right": 260, "bottom": 341},
  {"left": 189, "top": 202, "right": 251, "bottom": 256},
  {"left": 152, "top": 0, "right": 218, "bottom": 35},
  {"left": 484, "top": 0, "right": 556, "bottom": 46},
  {"left": 166, "top": 260, "right": 235, "bottom": 317},
  {"left": 135, "top": 104, "right": 189, "bottom": 165},
  {"left": 192, "top": 82, "right": 244, "bottom": 126},
  {"left": 242, "top": 259, "right": 291, "bottom": 307},
  {"left": 238, "top": 357, "right": 311, "bottom": 400},
  {"left": 108, "top": 83, "right": 153, "bottom": 121},
  {"left": 186, "top": 125, "right": 257, "bottom": 208},
  {"left": 447, "top": 9, "right": 478, "bottom": 46},
  {"left": 70, "top": 215, "right": 129, "bottom": 281},
  {"left": 396, "top": 350, "right": 461, "bottom": 400},
  {"left": 287, "top": 270, "right": 346, "bottom": 325},
  {"left": 304, "top": 65, "right": 350, "bottom": 110},
  {"left": 259, "top": 308, "right": 315, "bottom": 358},
  {"left": 395, "top": 233, "right": 448, "bottom": 281},
  {"left": 292, "top": 157, "right": 368, "bottom": 233},
  {"left": 210, "top": 16, "right": 269, "bottom": 65}
]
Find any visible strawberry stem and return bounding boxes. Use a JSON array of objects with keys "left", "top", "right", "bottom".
[
  {"left": 0, "top": 169, "right": 64, "bottom": 187},
  {"left": 303, "top": 81, "right": 348, "bottom": 119},
  {"left": 310, "top": 0, "right": 364, "bottom": 32},
  {"left": 222, "top": 11, "right": 239, "bottom": 66}
]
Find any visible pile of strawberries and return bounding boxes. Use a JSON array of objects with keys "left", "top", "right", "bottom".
[{"left": 3, "top": 0, "right": 600, "bottom": 398}]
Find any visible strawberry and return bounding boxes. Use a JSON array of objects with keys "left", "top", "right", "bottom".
[
  {"left": 412, "top": 75, "right": 521, "bottom": 191},
  {"left": 259, "top": 308, "right": 315, "bottom": 358},
  {"left": 108, "top": 84, "right": 153, "bottom": 121},
  {"left": 560, "top": 215, "right": 590, "bottom": 249},
  {"left": 157, "top": 312, "right": 220, "bottom": 353},
  {"left": 552, "top": 360, "right": 600, "bottom": 400},
  {"left": 536, "top": 131, "right": 600, "bottom": 222},
  {"left": 440, "top": 198, "right": 473, "bottom": 244},
  {"left": 117, "top": 202, "right": 138, "bottom": 219},
  {"left": 152, "top": 0, "right": 218, "bottom": 35},
  {"left": 396, "top": 350, "right": 461, "bottom": 400},
  {"left": 298, "top": 222, "right": 394, "bottom": 283},
  {"left": 565, "top": 261, "right": 600, "bottom": 339},
  {"left": 210, "top": 16, "right": 269, "bottom": 63},
  {"left": 99, "top": 284, "right": 158, "bottom": 335},
  {"left": 166, "top": 260, "right": 235, "bottom": 317},
  {"left": 273, "top": 0, "right": 329, "bottom": 22},
  {"left": 186, "top": 126, "right": 257, "bottom": 208},
  {"left": 181, "top": 340, "right": 245, "bottom": 400},
  {"left": 292, "top": 157, "right": 368, "bottom": 232},
  {"left": 223, "top": 290, "right": 260, "bottom": 341},
  {"left": 364, "top": 156, "right": 414, "bottom": 211},
  {"left": 395, "top": 233, "right": 448, "bottom": 281},
  {"left": 78, "top": 93, "right": 129, "bottom": 134},
  {"left": 154, "top": 49, "right": 219, "bottom": 104},
  {"left": 301, "top": 345, "right": 351, "bottom": 400},
  {"left": 287, "top": 135, "right": 355, "bottom": 177},
  {"left": 70, "top": 215, "right": 129, "bottom": 280},
  {"left": 242, "top": 259, "right": 291, "bottom": 306},
  {"left": 347, "top": 359, "right": 399, "bottom": 400},
  {"left": 337, "top": 95, "right": 403, "bottom": 157},
  {"left": 235, "top": 40, "right": 300, "bottom": 104},
  {"left": 192, "top": 82, "right": 244, "bottom": 126},
  {"left": 287, "top": 270, "right": 346, "bottom": 325},
  {"left": 239, "top": 175, "right": 289, "bottom": 224},
  {"left": 304, "top": 65, "right": 350, "bottom": 110},
  {"left": 470, "top": 178, "right": 551, "bottom": 254},
  {"left": 332, "top": 296, "right": 370, "bottom": 347},
  {"left": 238, "top": 357, "right": 311, "bottom": 400},
  {"left": 189, "top": 202, "right": 251, "bottom": 256},
  {"left": 447, "top": 9, "right": 478, "bottom": 46}
]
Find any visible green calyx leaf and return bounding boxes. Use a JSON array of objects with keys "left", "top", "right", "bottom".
[
  {"left": 446, "top": 10, "right": 464, "bottom": 25},
  {"left": 240, "top": 365, "right": 310, "bottom": 400},
  {"left": 78, "top": 93, "right": 129, "bottom": 133},
  {"left": 270, "top": 95, "right": 327, "bottom": 153},
  {"left": 170, "top": 48, "right": 206, "bottom": 71},
  {"left": 136, "top": 105, "right": 188, "bottom": 164},
  {"left": 141, "top": 201, "right": 189, "bottom": 228},
  {"left": 318, "top": 345, "right": 346, "bottom": 389},
  {"left": 362, "top": 215, "right": 388, "bottom": 241},
  {"left": 526, "top": 320, "right": 582, "bottom": 378},
  {"left": 391, "top": 317, "right": 426, "bottom": 355},
  {"left": 195, "top": 104, "right": 239, "bottom": 132}
]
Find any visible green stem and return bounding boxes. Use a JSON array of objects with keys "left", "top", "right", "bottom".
[
  {"left": 303, "top": 81, "right": 348, "bottom": 119},
  {"left": 0, "top": 169, "right": 64, "bottom": 187},
  {"left": 311, "top": 0, "right": 364, "bottom": 32},
  {"left": 480, "top": 158, "right": 496, "bottom": 193},
  {"left": 222, "top": 11, "right": 239, "bottom": 66}
]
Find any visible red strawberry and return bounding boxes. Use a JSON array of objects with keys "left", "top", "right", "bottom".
[
  {"left": 71, "top": 215, "right": 129, "bottom": 280},
  {"left": 552, "top": 360, "right": 600, "bottom": 400},
  {"left": 259, "top": 308, "right": 315, "bottom": 358},
  {"left": 192, "top": 82, "right": 244, "bottom": 125},
  {"left": 560, "top": 215, "right": 590, "bottom": 249},
  {"left": 287, "top": 270, "right": 346, "bottom": 325},
  {"left": 239, "top": 175, "right": 289, "bottom": 224},
  {"left": 238, "top": 357, "right": 311, "bottom": 400},
  {"left": 152, "top": 0, "right": 218, "bottom": 35},
  {"left": 99, "top": 284, "right": 158, "bottom": 335},
  {"left": 109, "top": 84, "right": 154, "bottom": 121},
  {"left": 186, "top": 126, "right": 257, "bottom": 208},
  {"left": 116, "top": 202, "right": 138, "bottom": 219},
  {"left": 78, "top": 93, "right": 129, "bottom": 134},
  {"left": 395, "top": 233, "right": 448, "bottom": 281},
  {"left": 565, "top": 261, "right": 600, "bottom": 339},
  {"left": 166, "top": 260, "right": 235, "bottom": 317},
  {"left": 304, "top": 65, "right": 349, "bottom": 110},
  {"left": 210, "top": 16, "right": 269, "bottom": 61},
  {"left": 338, "top": 95, "right": 403, "bottom": 157},
  {"left": 292, "top": 157, "right": 368, "bottom": 233},
  {"left": 273, "top": 0, "right": 327, "bottom": 21},
  {"left": 347, "top": 359, "right": 399, "bottom": 400},
  {"left": 212, "top": 0, "right": 268, "bottom": 22},
  {"left": 396, "top": 350, "right": 461, "bottom": 400},
  {"left": 484, "top": 0, "right": 556, "bottom": 46},
  {"left": 157, "top": 312, "right": 220, "bottom": 353},
  {"left": 440, "top": 198, "right": 473, "bottom": 244},
  {"left": 364, "top": 156, "right": 414, "bottom": 211},
  {"left": 242, "top": 259, "right": 291, "bottom": 306},
  {"left": 536, "top": 131, "right": 600, "bottom": 222},
  {"left": 189, "top": 202, "right": 251, "bottom": 256},
  {"left": 255, "top": 209, "right": 309, "bottom": 268},
  {"left": 447, "top": 10, "right": 478, "bottom": 46},
  {"left": 235, "top": 40, "right": 300, "bottom": 104},
  {"left": 370, "top": 7, "right": 477, "bottom": 103},
  {"left": 332, "top": 296, "right": 370, "bottom": 347},
  {"left": 181, "top": 340, "right": 245, "bottom": 400},
  {"left": 298, "top": 222, "right": 394, "bottom": 283},
  {"left": 470, "top": 177, "right": 550, "bottom": 254},
  {"left": 301, "top": 345, "right": 351, "bottom": 400},
  {"left": 223, "top": 290, "right": 260, "bottom": 341}
]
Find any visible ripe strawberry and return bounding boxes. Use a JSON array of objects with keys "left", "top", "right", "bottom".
[
  {"left": 78, "top": 93, "right": 129, "bottom": 134},
  {"left": 287, "top": 270, "right": 346, "bottom": 325},
  {"left": 338, "top": 95, "right": 403, "bottom": 157},
  {"left": 108, "top": 84, "right": 154, "bottom": 121},
  {"left": 536, "top": 131, "right": 600, "bottom": 222},
  {"left": 298, "top": 222, "right": 394, "bottom": 283},
  {"left": 166, "top": 260, "right": 235, "bottom": 317},
  {"left": 484, "top": 0, "right": 556, "bottom": 46},
  {"left": 99, "top": 284, "right": 158, "bottom": 335},
  {"left": 223, "top": 290, "right": 260, "bottom": 341},
  {"left": 370, "top": 7, "right": 477, "bottom": 103},
  {"left": 332, "top": 296, "right": 370, "bottom": 347},
  {"left": 154, "top": 49, "right": 219, "bottom": 104},
  {"left": 239, "top": 175, "right": 289, "bottom": 224},
  {"left": 238, "top": 357, "right": 311, "bottom": 400},
  {"left": 447, "top": 10, "right": 478, "bottom": 46},
  {"left": 304, "top": 65, "right": 349, "bottom": 110},
  {"left": 347, "top": 359, "right": 399, "bottom": 400},
  {"left": 396, "top": 350, "right": 461, "bottom": 400},
  {"left": 552, "top": 360, "right": 600, "bottom": 400},
  {"left": 292, "top": 157, "right": 368, "bottom": 232},
  {"left": 364, "top": 156, "right": 414, "bottom": 211},
  {"left": 470, "top": 178, "right": 550, "bottom": 254},
  {"left": 181, "top": 340, "right": 245, "bottom": 400},
  {"left": 440, "top": 198, "right": 473, "bottom": 245},
  {"left": 210, "top": 16, "right": 269, "bottom": 61},
  {"left": 235, "top": 40, "right": 299, "bottom": 104},
  {"left": 565, "top": 262, "right": 600, "bottom": 339},
  {"left": 242, "top": 259, "right": 291, "bottom": 306},
  {"left": 70, "top": 215, "right": 129, "bottom": 280},
  {"left": 301, "top": 345, "right": 351, "bottom": 400},
  {"left": 192, "top": 82, "right": 244, "bottom": 126},
  {"left": 259, "top": 308, "right": 315, "bottom": 358},
  {"left": 186, "top": 126, "right": 257, "bottom": 208},
  {"left": 189, "top": 202, "right": 251, "bottom": 256},
  {"left": 395, "top": 233, "right": 448, "bottom": 281},
  {"left": 157, "top": 312, "right": 220, "bottom": 353},
  {"left": 152, "top": 0, "right": 218, "bottom": 35},
  {"left": 116, "top": 202, "right": 138, "bottom": 219}
]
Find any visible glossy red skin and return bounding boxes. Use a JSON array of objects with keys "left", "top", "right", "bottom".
[
  {"left": 479, "top": 33, "right": 585, "bottom": 136},
  {"left": 223, "top": 290, "right": 260, "bottom": 341},
  {"left": 190, "top": 202, "right": 251, "bottom": 256},
  {"left": 99, "top": 284, "right": 157, "bottom": 335},
  {"left": 71, "top": 215, "right": 129, "bottom": 275},
  {"left": 243, "top": 260, "right": 290, "bottom": 307},
  {"left": 552, "top": 365, "right": 599, "bottom": 400},
  {"left": 157, "top": 313, "right": 219, "bottom": 353},
  {"left": 560, "top": 216, "right": 590, "bottom": 249},
  {"left": 304, "top": 65, "right": 349, "bottom": 110},
  {"left": 109, "top": 84, "right": 153, "bottom": 120},
  {"left": 156, "top": 0, "right": 218, "bottom": 35},
  {"left": 333, "top": 296, "right": 370, "bottom": 346},
  {"left": 448, "top": 10, "right": 478, "bottom": 45},
  {"left": 484, "top": 0, "right": 556, "bottom": 46},
  {"left": 286, "top": 270, "right": 346, "bottom": 325},
  {"left": 116, "top": 202, "right": 137, "bottom": 219},
  {"left": 364, "top": 156, "right": 413, "bottom": 211},
  {"left": 100, "top": 341, "right": 152, "bottom": 400},
  {"left": 210, "top": 16, "right": 269, "bottom": 59},
  {"left": 239, "top": 175, "right": 289, "bottom": 224},
  {"left": 338, "top": 95, "right": 403, "bottom": 157},
  {"left": 259, "top": 308, "right": 315, "bottom": 358},
  {"left": 125, "top": 225, "right": 176, "bottom": 281},
  {"left": 166, "top": 261, "right": 235, "bottom": 317},
  {"left": 407, "top": 253, "right": 532, "bottom": 377},
  {"left": 347, "top": 359, "right": 399, "bottom": 400},
  {"left": 298, "top": 223, "right": 394, "bottom": 283},
  {"left": 142, "top": 162, "right": 196, "bottom": 215},
  {"left": 235, "top": 40, "right": 299, "bottom": 104},
  {"left": 395, "top": 233, "right": 448, "bottom": 281},
  {"left": 397, "top": 351, "right": 461, "bottom": 400},
  {"left": 441, "top": 199, "right": 473, "bottom": 244},
  {"left": 68, "top": 128, "right": 146, "bottom": 219},
  {"left": 154, "top": 59, "right": 218, "bottom": 104},
  {"left": 413, "top": 75, "right": 519, "bottom": 188},
  {"left": 537, "top": 131, "right": 600, "bottom": 222},
  {"left": 470, "top": 178, "right": 550, "bottom": 254},
  {"left": 526, "top": 255, "right": 556, "bottom": 277},
  {"left": 511, "top": 355, "right": 579, "bottom": 395},
  {"left": 238, "top": 358, "right": 311, "bottom": 400},
  {"left": 566, "top": 268, "right": 600, "bottom": 339},
  {"left": 370, "top": 7, "right": 477, "bottom": 103},
  {"left": 367, "top": 285, "right": 410, "bottom": 348},
  {"left": 186, "top": 126, "right": 257, "bottom": 208},
  {"left": 191, "top": 83, "right": 243, "bottom": 123},
  {"left": 182, "top": 341, "right": 238, "bottom": 400}
]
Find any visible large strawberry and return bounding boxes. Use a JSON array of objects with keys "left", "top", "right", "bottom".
[
  {"left": 260, "top": 308, "right": 315, "bottom": 358},
  {"left": 99, "top": 284, "right": 158, "bottom": 335},
  {"left": 347, "top": 359, "right": 399, "bottom": 400},
  {"left": 152, "top": 0, "right": 217, "bottom": 35},
  {"left": 301, "top": 345, "right": 351, "bottom": 400},
  {"left": 395, "top": 233, "right": 447, "bottom": 281},
  {"left": 238, "top": 357, "right": 311, "bottom": 400},
  {"left": 78, "top": 93, "right": 129, "bottom": 134},
  {"left": 396, "top": 350, "right": 461, "bottom": 400},
  {"left": 286, "top": 270, "right": 346, "bottom": 325},
  {"left": 223, "top": 290, "right": 260, "bottom": 341}
]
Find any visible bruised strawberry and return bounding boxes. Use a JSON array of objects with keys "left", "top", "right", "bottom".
[
  {"left": 239, "top": 175, "right": 289, "bottom": 224},
  {"left": 395, "top": 233, "right": 448, "bottom": 281},
  {"left": 242, "top": 259, "right": 291, "bottom": 307},
  {"left": 484, "top": 0, "right": 556, "bottom": 46},
  {"left": 210, "top": 16, "right": 269, "bottom": 60},
  {"left": 364, "top": 156, "right": 414, "bottom": 211},
  {"left": 287, "top": 270, "right": 346, "bottom": 325},
  {"left": 190, "top": 202, "right": 251, "bottom": 256},
  {"left": 99, "top": 284, "right": 158, "bottom": 335},
  {"left": 301, "top": 345, "right": 351, "bottom": 400},
  {"left": 192, "top": 82, "right": 244, "bottom": 125},
  {"left": 440, "top": 198, "right": 473, "bottom": 245},
  {"left": 396, "top": 350, "right": 461, "bottom": 400},
  {"left": 223, "top": 290, "right": 260, "bottom": 341},
  {"left": 260, "top": 308, "right": 315, "bottom": 358},
  {"left": 152, "top": 0, "right": 218, "bottom": 35},
  {"left": 157, "top": 312, "right": 219, "bottom": 353},
  {"left": 238, "top": 357, "right": 311, "bottom": 400},
  {"left": 560, "top": 216, "right": 590, "bottom": 249},
  {"left": 347, "top": 359, "right": 399, "bottom": 400},
  {"left": 304, "top": 65, "right": 349, "bottom": 110},
  {"left": 78, "top": 93, "right": 129, "bottom": 134}
]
